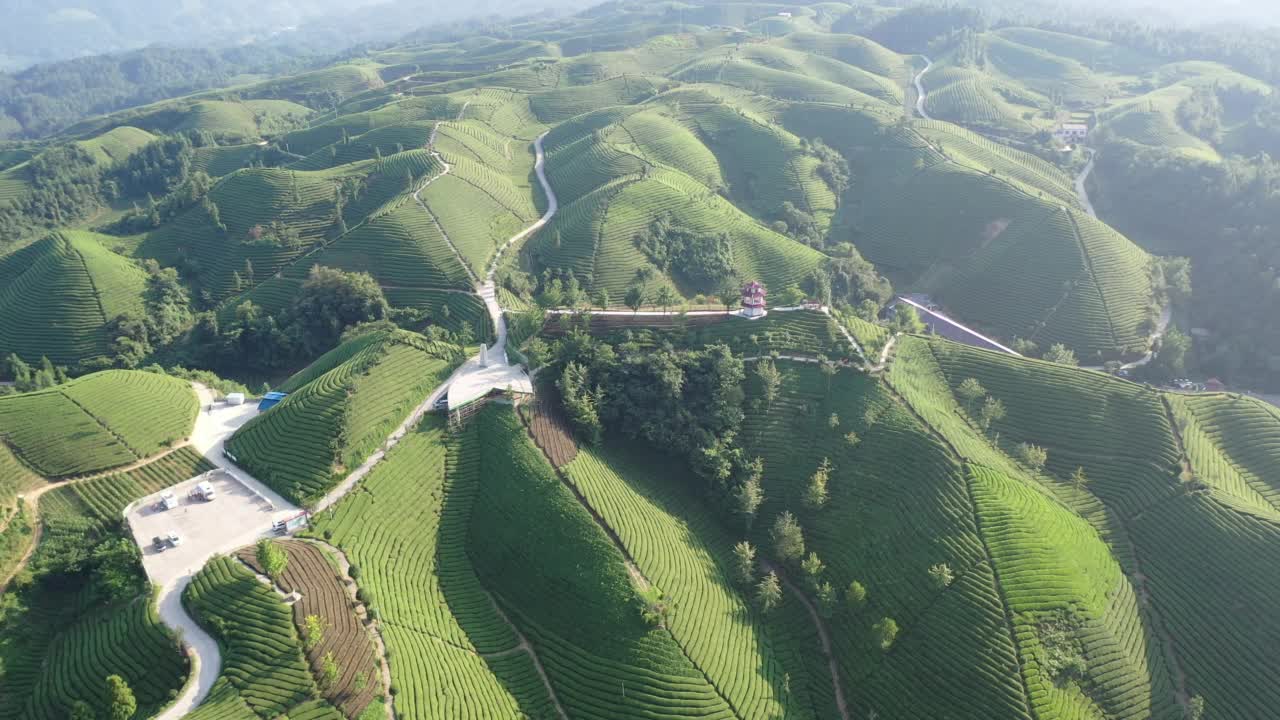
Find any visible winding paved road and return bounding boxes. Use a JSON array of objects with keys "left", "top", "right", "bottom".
[{"left": 914, "top": 56, "right": 933, "bottom": 120}]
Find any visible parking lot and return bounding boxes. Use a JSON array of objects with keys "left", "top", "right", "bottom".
[{"left": 127, "top": 469, "right": 295, "bottom": 587}]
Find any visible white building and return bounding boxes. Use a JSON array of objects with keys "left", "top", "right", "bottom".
[{"left": 1054, "top": 123, "right": 1089, "bottom": 144}]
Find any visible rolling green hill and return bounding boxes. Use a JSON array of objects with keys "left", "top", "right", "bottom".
[
  {"left": 0, "top": 232, "right": 148, "bottom": 365},
  {"left": 0, "top": 369, "right": 197, "bottom": 478},
  {"left": 4, "top": 7, "right": 1280, "bottom": 720},
  {"left": 225, "top": 329, "right": 463, "bottom": 505}
]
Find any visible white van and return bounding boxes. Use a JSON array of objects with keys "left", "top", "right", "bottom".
[
  {"left": 191, "top": 481, "right": 216, "bottom": 501},
  {"left": 157, "top": 491, "right": 178, "bottom": 511}
]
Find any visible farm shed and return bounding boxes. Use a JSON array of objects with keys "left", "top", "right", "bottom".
[{"left": 258, "top": 392, "right": 288, "bottom": 412}]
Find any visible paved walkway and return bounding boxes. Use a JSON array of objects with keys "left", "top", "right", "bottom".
[
  {"left": 146, "top": 385, "right": 301, "bottom": 720},
  {"left": 1074, "top": 147, "right": 1098, "bottom": 218}
]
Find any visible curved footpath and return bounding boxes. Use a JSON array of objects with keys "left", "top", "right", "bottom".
[{"left": 914, "top": 56, "right": 933, "bottom": 121}]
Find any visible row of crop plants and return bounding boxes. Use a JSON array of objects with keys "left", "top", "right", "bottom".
[
  {"left": 467, "top": 407, "right": 738, "bottom": 719},
  {"left": 306, "top": 416, "right": 548, "bottom": 718},
  {"left": 925, "top": 339, "right": 1182, "bottom": 516},
  {"left": 739, "top": 360, "right": 1037, "bottom": 719},
  {"left": 887, "top": 337, "right": 1193, "bottom": 718},
  {"left": 226, "top": 330, "right": 462, "bottom": 505},
  {"left": 0, "top": 232, "right": 147, "bottom": 365},
  {"left": 237, "top": 540, "right": 380, "bottom": 716},
  {"left": 20, "top": 597, "right": 187, "bottom": 720},
  {"left": 0, "top": 371, "right": 196, "bottom": 478},
  {"left": 39, "top": 446, "right": 212, "bottom": 525},
  {"left": 1167, "top": 393, "right": 1280, "bottom": 513},
  {"left": 184, "top": 556, "right": 317, "bottom": 717},
  {"left": 1129, "top": 492, "right": 1280, "bottom": 720},
  {"left": 971, "top": 465, "right": 1179, "bottom": 720},
  {"left": 560, "top": 445, "right": 791, "bottom": 718}
]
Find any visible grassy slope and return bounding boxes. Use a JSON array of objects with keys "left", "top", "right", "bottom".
[
  {"left": 0, "top": 370, "right": 196, "bottom": 478},
  {"left": 308, "top": 416, "right": 555, "bottom": 719},
  {"left": 0, "top": 231, "right": 148, "bottom": 365},
  {"left": 226, "top": 330, "right": 461, "bottom": 506}
]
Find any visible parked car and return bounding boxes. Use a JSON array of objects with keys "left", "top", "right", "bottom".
[
  {"left": 165, "top": 531, "right": 182, "bottom": 547},
  {"left": 152, "top": 536, "right": 168, "bottom": 552}
]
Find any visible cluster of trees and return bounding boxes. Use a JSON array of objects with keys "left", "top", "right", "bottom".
[
  {"left": 808, "top": 138, "right": 850, "bottom": 197},
  {"left": 556, "top": 337, "right": 750, "bottom": 494},
  {"left": 633, "top": 214, "right": 734, "bottom": 291},
  {"left": 109, "top": 172, "right": 216, "bottom": 235},
  {"left": 731, "top": 511, "right": 897, "bottom": 651},
  {"left": 0, "top": 144, "right": 104, "bottom": 238},
  {"left": 0, "top": 353, "right": 69, "bottom": 393},
  {"left": 66, "top": 675, "right": 136, "bottom": 720},
  {"left": 1093, "top": 141, "right": 1280, "bottom": 389},
  {"left": 188, "top": 266, "right": 391, "bottom": 374},
  {"left": 244, "top": 221, "right": 304, "bottom": 249},
  {"left": 0, "top": 46, "right": 315, "bottom": 139},
  {"left": 1, "top": 130, "right": 255, "bottom": 243}
]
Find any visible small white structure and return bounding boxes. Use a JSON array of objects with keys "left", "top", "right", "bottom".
[
  {"left": 225, "top": 393, "right": 245, "bottom": 406},
  {"left": 158, "top": 491, "right": 178, "bottom": 511},
  {"left": 1054, "top": 123, "right": 1089, "bottom": 144},
  {"left": 777, "top": 11, "right": 792, "bottom": 17},
  {"left": 191, "top": 481, "right": 216, "bottom": 502}
]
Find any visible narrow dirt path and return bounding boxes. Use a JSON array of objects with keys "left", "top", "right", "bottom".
[
  {"left": 761, "top": 560, "right": 851, "bottom": 720},
  {"left": 483, "top": 593, "right": 570, "bottom": 720}
]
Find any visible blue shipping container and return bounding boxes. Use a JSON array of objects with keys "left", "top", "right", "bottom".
[{"left": 258, "top": 392, "right": 288, "bottom": 412}]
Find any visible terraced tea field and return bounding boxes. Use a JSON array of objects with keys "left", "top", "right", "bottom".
[
  {"left": 184, "top": 556, "right": 317, "bottom": 717},
  {"left": 227, "top": 330, "right": 462, "bottom": 505},
  {"left": 0, "top": 232, "right": 149, "bottom": 365},
  {"left": 1167, "top": 393, "right": 1280, "bottom": 514},
  {"left": 0, "top": 370, "right": 197, "bottom": 478},
  {"left": 237, "top": 541, "right": 380, "bottom": 716},
  {"left": 738, "top": 361, "right": 1034, "bottom": 718},
  {"left": 20, "top": 597, "right": 187, "bottom": 720},
  {"left": 308, "top": 416, "right": 553, "bottom": 719}
]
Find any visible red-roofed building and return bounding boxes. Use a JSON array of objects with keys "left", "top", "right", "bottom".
[
  {"left": 1205, "top": 377, "right": 1226, "bottom": 392},
  {"left": 742, "top": 281, "right": 767, "bottom": 318}
]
